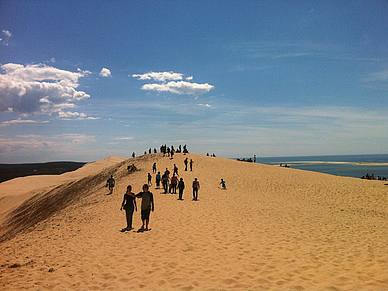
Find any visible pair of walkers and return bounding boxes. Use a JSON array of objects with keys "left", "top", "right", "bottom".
[{"left": 120, "top": 184, "right": 154, "bottom": 232}]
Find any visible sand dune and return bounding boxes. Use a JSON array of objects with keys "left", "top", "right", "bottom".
[
  {"left": 0, "top": 157, "right": 127, "bottom": 221},
  {"left": 1, "top": 153, "right": 387, "bottom": 290}
]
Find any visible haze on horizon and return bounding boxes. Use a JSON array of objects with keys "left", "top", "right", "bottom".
[{"left": 1, "top": 1, "right": 387, "bottom": 163}]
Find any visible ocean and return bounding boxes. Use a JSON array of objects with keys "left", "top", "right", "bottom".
[{"left": 249, "top": 154, "right": 388, "bottom": 179}]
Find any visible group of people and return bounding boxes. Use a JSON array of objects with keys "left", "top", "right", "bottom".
[
  {"left": 113, "top": 147, "right": 228, "bottom": 232},
  {"left": 237, "top": 155, "right": 257, "bottom": 163},
  {"left": 120, "top": 184, "right": 154, "bottom": 232},
  {"left": 361, "top": 173, "right": 387, "bottom": 181},
  {"left": 130, "top": 144, "right": 189, "bottom": 159},
  {"left": 160, "top": 144, "right": 189, "bottom": 158}
]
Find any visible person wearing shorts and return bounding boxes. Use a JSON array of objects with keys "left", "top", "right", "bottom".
[{"left": 136, "top": 184, "right": 154, "bottom": 231}]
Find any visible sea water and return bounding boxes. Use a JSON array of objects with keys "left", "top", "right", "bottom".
[{"left": 250, "top": 154, "right": 388, "bottom": 179}]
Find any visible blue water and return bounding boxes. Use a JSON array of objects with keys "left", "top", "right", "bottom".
[{"left": 250, "top": 154, "right": 388, "bottom": 179}]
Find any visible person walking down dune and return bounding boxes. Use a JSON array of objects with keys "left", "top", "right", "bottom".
[
  {"left": 184, "top": 158, "right": 188, "bottom": 171},
  {"left": 120, "top": 185, "right": 137, "bottom": 231},
  {"left": 192, "top": 178, "right": 200, "bottom": 201},
  {"left": 106, "top": 175, "right": 115, "bottom": 194},
  {"left": 136, "top": 184, "right": 154, "bottom": 232},
  {"left": 178, "top": 178, "right": 185, "bottom": 200},
  {"left": 152, "top": 162, "right": 157, "bottom": 173},
  {"left": 148, "top": 173, "right": 152, "bottom": 186}
]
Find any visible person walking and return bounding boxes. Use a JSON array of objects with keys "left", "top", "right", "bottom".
[
  {"left": 106, "top": 175, "right": 115, "bottom": 194},
  {"left": 120, "top": 185, "right": 137, "bottom": 231},
  {"left": 178, "top": 178, "right": 185, "bottom": 200},
  {"left": 173, "top": 164, "right": 179, "bottom": 176},
  {"left": 192, "top": 178, "right": 200, "bottom": 201},
  {"left": 170, "top": 174, "right": 178, "bottom": 194},
  {"left": 136, "top": 184, "right": 155, "bottom": 232},
  {"left": 152, "top": 162, "right": 157, "bottom": 173},
  {"left": 148, "top": 173, "right": 152, "bottom": 186},
  {"left": 190, "top": 159, "right": 194, "bottom": 171},
  {"left": 162, "top": 173, "right": 170, "bottom": 194},
  {"left": 155, "top": 171, "right": 161, "bottom": 188},
  {"left": 184, "top": 158, "right": 188, "bottom": 171}
]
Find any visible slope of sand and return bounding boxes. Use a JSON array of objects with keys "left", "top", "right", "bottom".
[
  {"left": 0, "top": 156, "right": 127, "bottom": 221},
  {"left": 0, "top": 153, "right": 387, "bottom": 290}
]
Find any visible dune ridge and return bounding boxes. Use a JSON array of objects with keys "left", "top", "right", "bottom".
[{"left": 1, "top": 153, "right": 387, "bottom": 290}]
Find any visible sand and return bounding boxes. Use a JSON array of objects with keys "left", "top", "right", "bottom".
[
  {"left": 0, "top": 156, "right": 127, "bottom": 221},
  {"left": 0, "top": 153, "right": 387, "bottom": 290}
]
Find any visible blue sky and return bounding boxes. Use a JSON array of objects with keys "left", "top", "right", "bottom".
[{"left": 0, "top": 0, "right": 387, "bottom": 163}]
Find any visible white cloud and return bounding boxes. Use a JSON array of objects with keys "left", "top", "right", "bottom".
[
  {"left": 1, "top": 118, "right": 49, "bottom": 126},
  {"left": 99, "top": 68, "right": 112, "bottom": 77},
  {"left": 1, "top": 29, "right": 12, "bottom": 46},
  {"left": 197, "top": 103, "right": 213, "bottom": 108},
  {"left": 142, "top": 81, "right": 214, "bottom": 95},
  {"left": 132, "top": 71, "right": 184, "bottom": 82},
  {"left": 186, "top": 76, "right": 194, "bottom": 81},
  {"left": 58, "top": 111, "right": 99, "bottom": 120},
  {"left": 113, "top": 137, "right": 134, "bottom": 140},
  {"left": 2, "top": 30, "right": 11, "bottom": 37},
  {"left": 0, "top": 63, "right": 91, "bottom": 116}
]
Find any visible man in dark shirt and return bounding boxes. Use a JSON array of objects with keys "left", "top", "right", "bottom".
[{"left": 136, "top": 184, "right": 154, "bottom": 231}]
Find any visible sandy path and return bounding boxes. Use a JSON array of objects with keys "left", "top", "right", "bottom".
[{"left": 1, "top": 154, "right": 387, "bottom": 290}]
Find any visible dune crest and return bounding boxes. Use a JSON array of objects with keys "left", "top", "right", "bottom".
[{"left": 1, "top": 153, "right": 387, "bottom": 290}]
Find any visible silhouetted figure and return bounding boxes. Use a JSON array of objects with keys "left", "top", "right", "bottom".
[
  {"left": 192, "top": 178, "right": 200, "bottom": 201},
  {"left": 178, "top": 178, "right": 185, "bottom": 200},
  {"left": 155, "top": 171, "right": 161, "bottom": 188},
  {"left": 190, "top": 159, "right": 194, "bottom": 171},
  {"left": 106, "top": 175, "right": 115, "bottom": 194},
  {"left": 152, "top": 162, "right": 157, "bottom": 173},
  {"left": 120, "top": 185, "right": 137, "bottom": 231},
  {"left": 136, "top": 184, "right": 154, "bottom": 231}
]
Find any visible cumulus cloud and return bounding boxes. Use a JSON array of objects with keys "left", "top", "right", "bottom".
[
  {"left": 0, "top": 63, "right": 91, "bottom": 117},
  {"left": 99, "top": 68, "right": 112, "bottom": 77},
  {"left": 132, "top": 71, "right": 184, "bottom": 82},
  {"left": 133, "top": 71, "right": 214, "bottom": 96},
  {"left": 142, "top": 81, "right": 214, "bottom": 95}
]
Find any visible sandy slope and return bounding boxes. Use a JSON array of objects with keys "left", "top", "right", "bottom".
[
  {"left": 0, "top": 153, "right": 387, "bottom": 290},
  {"left": 0, "top": 157, "right": 127, "bottom": 221}
]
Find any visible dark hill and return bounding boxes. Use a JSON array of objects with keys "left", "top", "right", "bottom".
[{"left": 0, "top": 162, "right": 86, "bottom": 183}]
